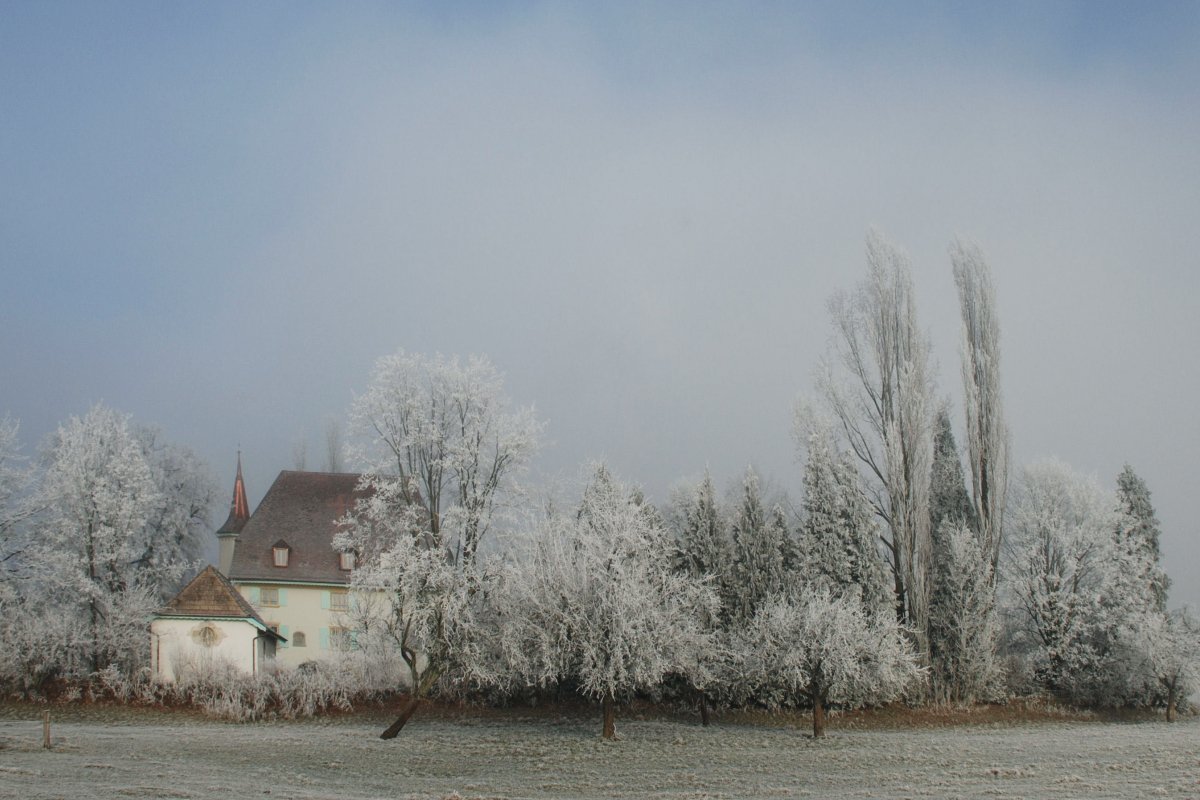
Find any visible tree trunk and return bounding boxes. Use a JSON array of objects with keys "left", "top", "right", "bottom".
[
  {"left": 379, "top": 696, "right": 421, "bottom": 740},
  {"left": 698, "top": 689, "right": 711, "bottom": 727},
  {"left": 601, "top": 693, "right": 617, "bottom": 739},
  {"left": 812, "top": 697, "right": 827, "bottom": 738},
  {"left": 1165, "top": 682, "right": 1177, "bottom": 723}
]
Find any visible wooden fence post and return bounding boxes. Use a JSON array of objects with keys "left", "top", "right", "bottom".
[{"left": 42, "top": 710, "right": 50, "bottom": 749}]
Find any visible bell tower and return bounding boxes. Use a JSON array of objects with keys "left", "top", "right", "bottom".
[{"left": 216, "top": 451, "right": 250, "bottom": 575}]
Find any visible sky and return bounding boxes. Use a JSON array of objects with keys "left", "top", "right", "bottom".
[{"left": 2, "top": 2, "right": 1198, "bottom": 607}]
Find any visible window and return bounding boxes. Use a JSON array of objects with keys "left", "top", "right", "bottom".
[
  {"left": 194, "top": 624, "right": 219, "bottom": 648},
  {"left": 260, "top": 587, "right": 279, "bottom": 607},
  {"left": 329, "top": 626, "right": 351, "bottom": 651},
  {"left": 273, "top": 545, "right": 289, "bottom": 567},
  {"left": 339, "top": 551, "right": 356, "bottom": 571},
  {"left": 292, "top": 631, "right": 307, "bottom": 647},
  {"left": 329, "top": 591, "right": 350, "bottom": 612}
]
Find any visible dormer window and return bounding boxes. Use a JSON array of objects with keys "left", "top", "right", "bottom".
[
  {"left": 272, "top": 539, "right": 290, "bottom": 568},
  {"left": 339, "top": 551, "right": 356, "bottom": 571}
]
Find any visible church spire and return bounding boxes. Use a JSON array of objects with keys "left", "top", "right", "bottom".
[
  {"left": 217, "top": 451, "right": 250, "bottom": 535},
  {"left": 216, "top": 452, "right": 250, "bottom": 576}
]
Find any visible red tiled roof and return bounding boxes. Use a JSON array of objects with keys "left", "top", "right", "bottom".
[
  {"left": 216, "top": 452, "right": 251, "bottom": 535},
  {"left": 228, "top": 471, "right": 367, "bottom": 586}
]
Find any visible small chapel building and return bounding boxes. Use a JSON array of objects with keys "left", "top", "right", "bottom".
[{"left": 150, "top": 565, "right": 286, "bottom": 681}]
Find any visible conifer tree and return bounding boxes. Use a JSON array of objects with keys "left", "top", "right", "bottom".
[
  {"left": 728, "top": 467, "right": 791, "bottom": 622},
  {"left": 674, "top": 470, "right": 732, "bottom": 616},
  {"left": 928, "top": 409, "right": 974, "bottom": 540},
  {"left": 926, "top": 409, "right": 998, "bottom": 701},
  {"left": 928, "top": 519, "right": 1001, "bottom": 702},
  {"left": 799, "top": 429, "right": 891, "bottom": 616},
  {"left": 1114, "top": 465, "right": 1170, "bottom": 612}
]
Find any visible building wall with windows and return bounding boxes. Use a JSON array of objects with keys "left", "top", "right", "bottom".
[
  {"left": 236, "top": 582, "right": 356, "bottom": 666},
  {"left": 151, "top": 565, "right": 284, "bottom": 681},
  {"left": 151, "top": 617, "right": 272, "bottom": 681}
]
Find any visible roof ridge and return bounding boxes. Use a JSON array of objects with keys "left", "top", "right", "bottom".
[{"left": 158, "top": 564, "right": 269, "bottom": 625}]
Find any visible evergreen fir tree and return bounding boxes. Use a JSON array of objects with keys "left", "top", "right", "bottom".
[
  {"left": 674, "top": 470, "right": 733, "bottom": 617},
  {"left": 926, "top": 408, "right": 998, "bottom": 700},
  {"left": 928, "top": 519, "right": 1001, "bottom": 702},
  {"left": 929, "top": 408, "right": 974, "bottom": 540},
  {"left": 1114, "top": 465, "right": 1170, "bottom": 612},
  {"left": 729, "top": 467, "right": 790, "bottom": 622},
  {"left": 799, "top": 429, "right": 892, "bottom": 616}
]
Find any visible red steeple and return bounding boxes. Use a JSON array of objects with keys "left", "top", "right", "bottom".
[{"left": 216, "top": 451, "right": 251, "bottom": 535}]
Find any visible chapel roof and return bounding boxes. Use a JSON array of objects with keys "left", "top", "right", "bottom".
[{"left": 158, "top": 565, "right": 266, "bottom": 622}]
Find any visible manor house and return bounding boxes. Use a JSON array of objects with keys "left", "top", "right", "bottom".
[{"left": 216, "top": 457, "right": 366, "bottom": 667}]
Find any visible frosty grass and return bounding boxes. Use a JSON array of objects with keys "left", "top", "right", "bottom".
[{"left": 0, "top": 707, "right": 1197, "bottom": 799}]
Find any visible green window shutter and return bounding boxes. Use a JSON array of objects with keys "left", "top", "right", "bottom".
[
  {"left": 278, "top": 588, "right": 288, "bottom": 607},
  {"left": 280, "top": 625, "right": 290, "bottom": 647},
  {"left": 349, "top": 630, "right": 359, "bottom": 651},
  {"left": 319, "top": 628, "right": 330, "bottom": 650},
  {"left": 321, "top": 591, "right": 330, "bottom": 610},
  {"left": 248, "top": 587, "right": 261, "bottom": 604}
]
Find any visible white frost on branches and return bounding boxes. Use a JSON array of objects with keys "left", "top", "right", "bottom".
[
  {"left": 499, "top": 465, "right": 718, "bottom": 737},
  {"left": 1002, "top": 459, "right": 1171, "bottom": 705},
  {"left": 348, "top": 350, "right": 543, "bottom": 568},
  {"left": 26, "top": 405, "right": 211, "bottom": 676},
  {"left": 738, "top": 588, "right": 920, "bottom": 737},
  {"left": 817, "top": 230, "right": 935, "bottom": 657},
  {"left": 951, "top": 239, "right": 1009, "bottom": 576},
  {"left": 334, "top": 475, "right": 483, "bottom": 703}
]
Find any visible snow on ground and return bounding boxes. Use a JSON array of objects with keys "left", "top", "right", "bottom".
[{"left": 0, "top": 706, "right": 1197, "bottom": 799}]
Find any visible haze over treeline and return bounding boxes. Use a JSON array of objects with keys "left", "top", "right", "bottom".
[{"left": 1, "top": 3, "right": 1197, "bottom": 607}]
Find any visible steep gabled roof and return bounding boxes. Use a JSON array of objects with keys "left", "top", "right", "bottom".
[
  {"left": 228, "top": 471, "right": 367, "bottom": 585},
  {"left": 216, "top": 452, "right": 251, "bottom": 536},
  {"left": 159, "top": 565, "right": 266, "bottom": 623}
]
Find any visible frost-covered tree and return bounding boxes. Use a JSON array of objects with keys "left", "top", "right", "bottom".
[
  {"left": 816, "top": 230, "right": 936, "bottom": 654},
  {"left": 797, "top": 427, "right": 892, "bottom": 617},
  {"left": 334, "top": 476, "right": 488, "bottom": 739},
  {"left": 349, "top": 350, "right": 542, "bottom": 568},
  {"left": 928, "top": 408, "right": 974, "bottom": 540},
  {"left": 952, "top": 240, "right": 1008, "bottom": 577},
  {"left": 1139, "top": 608, "right": 1200, "bottom": 722},
  {"left": 1114, "top": 465, "right": 1170, "bottom": 613},
  {"left": 133, "top": 426, "right": 216, "bottom": 603},
  {"left": 291, "top": 438, "right": 307, "bottom": 470},
  {"left": 673, "top": 471, "right": 730, "bottom": 579},
  {"left": 0, "top": 408, "right": 212, "bottom": 687},
  {"left": 728, "top": 467, "right": 793, "bottom": 623},
  {"left": 0, "top": 415, "right": 35, "bottom": 579},
  {"left": 1002, "top": 460, "right": 1149, "bottom": 703},
  {"left": 925, "top": 410, "right": 998, "bottom": 701},
  {"left": 501, "top": 465, "right": 718, "bottom": 739},
  {"left": 739, "top": 588, "right": 920, "bottom": 737},
  {"left": 324, "top": 418, "right": 344, "bottom": 473},
  {"left": 929, "top": 520, "right": 1002, "bottom": 703},
  {"left": 33, "top": 405, "right": 165, "bottom": 673}
]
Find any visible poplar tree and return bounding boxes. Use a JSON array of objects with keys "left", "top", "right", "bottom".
[
  {"left": 952, "top": 240, "right": 1009, "bottom": 577},
  {"left": 818, "top": 230, "right": 936, "bottom": 656}
]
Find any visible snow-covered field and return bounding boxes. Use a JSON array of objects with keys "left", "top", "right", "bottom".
[{"left": 1, "top": 707, "right": 1197, "bottom": 799}]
